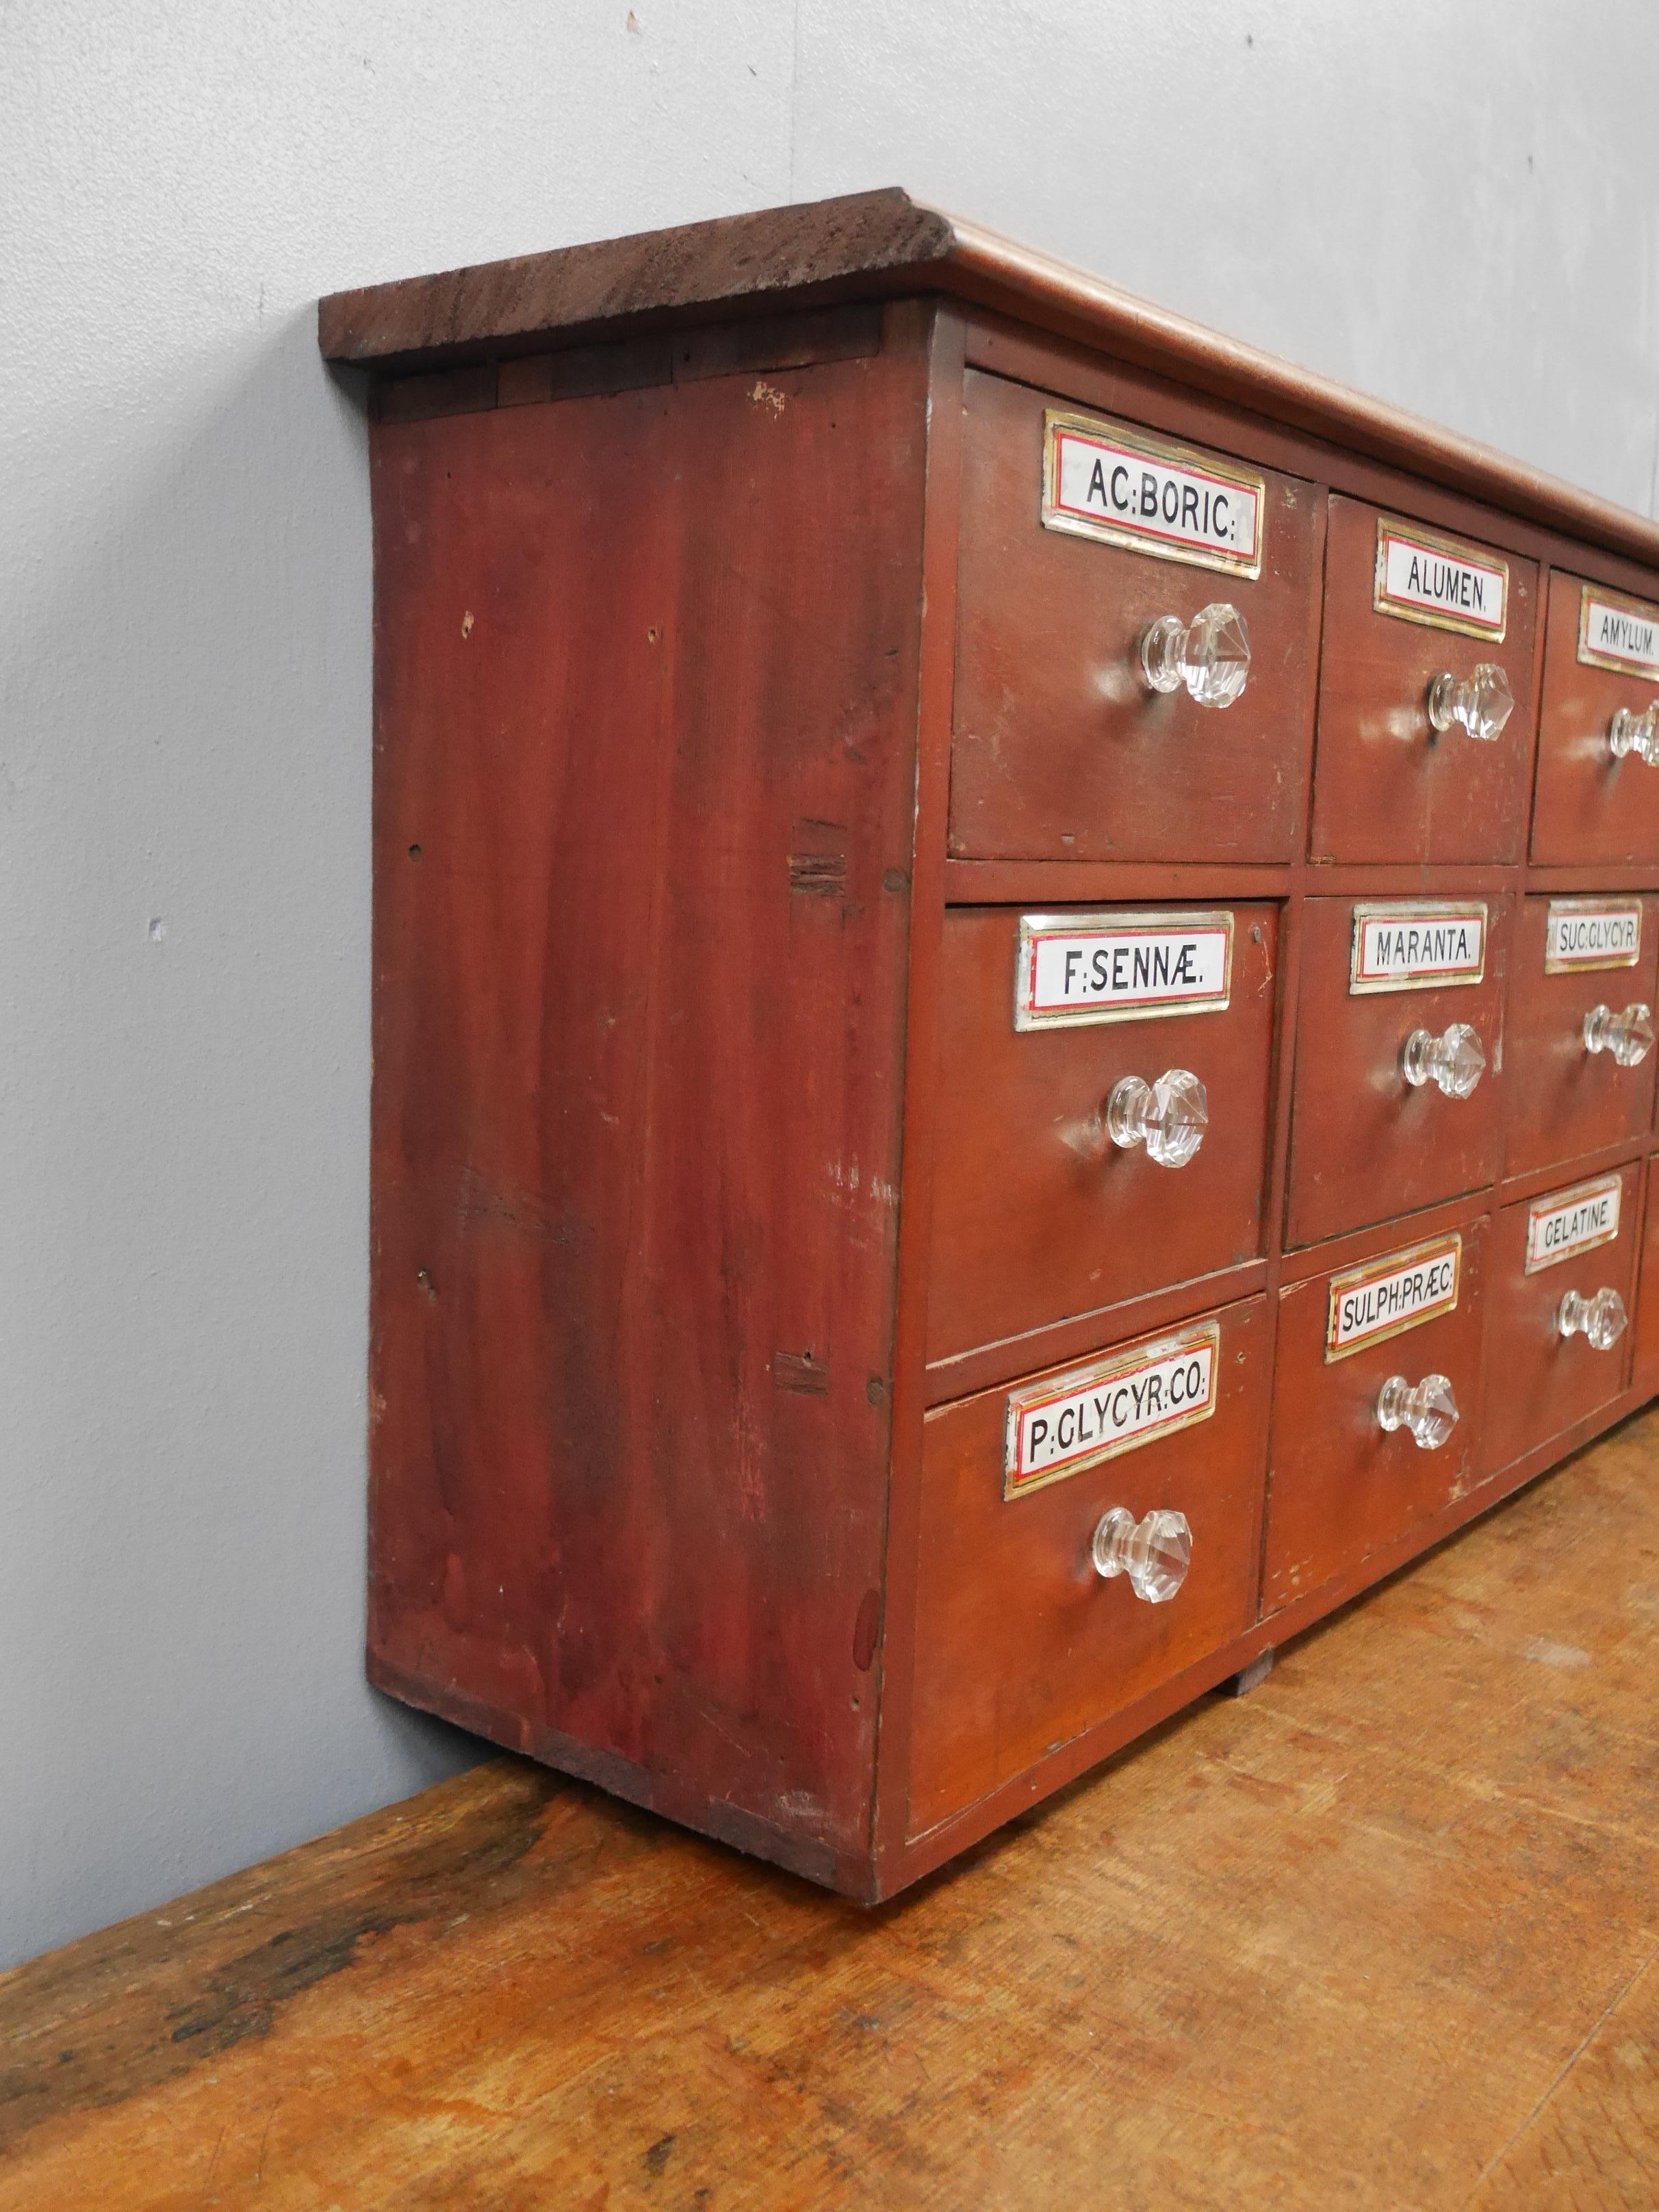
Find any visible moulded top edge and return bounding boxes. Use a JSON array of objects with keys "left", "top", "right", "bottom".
[{"left": 317, "top": 185, "right": 1659, "bottom": 572}]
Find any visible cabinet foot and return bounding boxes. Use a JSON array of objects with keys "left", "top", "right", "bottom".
[{"left": 1219, "top": 1648, "right": 1274, "bottom": 1698}]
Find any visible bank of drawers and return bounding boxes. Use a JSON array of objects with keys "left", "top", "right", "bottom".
[
  {"left": 951, "top": 377, "right": 1659, "bottom": 869},
  {"left": 920, "top": 374, "right": 1659, "bottom": 1841},
  {"left": 916, "top": 1163, "right": 1649, "bottom": 1832}
]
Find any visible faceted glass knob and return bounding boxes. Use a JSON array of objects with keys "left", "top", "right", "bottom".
[
  {"left": 1609, "top": 704, "right": 1659, "bottom": 764},
  {"left": 1105, "top": 1068, "right": 1209, "bottom": 1168},
  {"left": 1583, "top": 1001, "right": 1656, "bottom": 1068},
  {"left": 1140, "top": 602, "right": 1251, "bottom": 708},
  {"left": 1557, "top": 1286, "right": 1628, "bottom": 1350},
  {"left": 1092, "top": 1505, "right": 1192, "bottom": 1603},
  {"left": 1427, "top": 662, "right": 1514, "bottom": 743},
  {"left": 1401, "top": 1022, "right": 1487, "bottom": 1098},
  {"left": 1377, "top": 1372, "right": 1460, "bottom": 1451}
]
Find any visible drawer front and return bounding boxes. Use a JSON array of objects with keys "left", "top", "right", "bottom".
[
  {"left": 1504, "top": 895, "right": 1659, "bottom": 1176},
  {"left": 951, "top": 370, "right": 1322, "bottom": 862},
  {"left": 1264, "top": 1222, "right": 1487, "bottom": 1610},
  {"left": 1481, "top": 1166, "right": 1639, "bottom": 1475},
  {"left": 909, "top": 1296, "right": 1270, "bottom": 1838},
  {"left": 1634, "top": 1162, "right": 1659, "bottom": 1401},
  {"left": 928, "top": 903, "right": 1279, "bottom": 1363},
  {"left": 1286, "top": 896, "right": 1509, "bottom": 1248},
  {"left": 1532, "top": 571, "right": 1659, "bottom": 864},
  {"left": 1310, "top": 498, "right": 1538, "bottom": 863}
]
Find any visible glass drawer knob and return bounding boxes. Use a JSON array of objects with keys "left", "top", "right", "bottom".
[
  {"left": 1558, "top": 1286, "right": 1628, "bottom": 1350},
  {"left": 1401, "top": 1022, "right": 1487, "bottom": 1098},
  {"left": 1427, "top": 663, "right": 1513, "bottom": 743},
  {"left": 1583, "top": 1001, "right": 1656, "bottom": 1067},
  {"left": 1105, "top": 1068, "right": 1208, "bottom": 1168},
  {"left": 1609, "top": 704, "right": 1659, "bottom": 764},
  {"left": 1092, "top": 1506, "right": 1192, "bottom": 1602},
  {"left": 1377, "top": 1372, "right": 1459, "bottom": 1450},
  {"left": 1140, "top": 602, "right": 1251, "bottom": 708}
]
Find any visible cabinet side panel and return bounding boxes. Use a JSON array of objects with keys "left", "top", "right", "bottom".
[{"left": 366, "top": 343, "right": 926, "bottom": 1868}]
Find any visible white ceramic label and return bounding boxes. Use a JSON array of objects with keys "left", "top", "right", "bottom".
[
  {"left": 1544, "top": 900, "right": 1642, "bottom": 975},
  {"left": 1003, "top": 1321, "right": 1219, "bottom": 1498},
  {"left": 1014, "top": 910, "right": 1234, "bottom": 1031},
  {"left": 1042, "top": 410, "right": 1264, "bottom": 578},
  {"left": 1325, "top": 1234, "right": 1462, "bottom": 1363},
  {"left": 1524, "top": 1175, "right": 1623, "bottom": 1274},
  {"left": 1350, "top": 901, "right": 1487, "bottom": 994},
  {"left": 1374, "top": 520, "right": 1508, "bottom": 641},
  {"left": 1578, "top": 585, "right": 1659, "bottom": 678}
]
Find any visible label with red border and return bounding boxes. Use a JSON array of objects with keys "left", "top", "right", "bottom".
[
  {"left": 1042, "top": 409, "right": 1264, "bottom": 578},
  {"left": 1014, "top": 910, "right": 1234, "bottom": 1031},
  {"left": 1325, "top": 1233, "right": 1462, "bottom": 1363},
  {"left": 1544, "top": 899, "right": 1641, "bottom": 975},
  {"left": 1373, "top": 518, "right": 1508, "bottom": 641},
  {"left": 1003, "top": 1321, "right": 1219, "bottom": 1499},
  {"left": 1525, "top": 1174, "right": 1622, "bottom": 1273},
  {"left": 1578, "top": 584, "right": 1659, "bottom": 678},
  {"left": 1349, "top": 901, "right": 1487, "bottom": 994}
]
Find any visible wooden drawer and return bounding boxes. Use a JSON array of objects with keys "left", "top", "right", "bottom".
[
  {"left": 1633, "top": 1161, "right": 1659, "bottom": 1401},
  {"left": 1504, "top": 895, "right": 1659, "bottom": 1176},
  {"left": 909, "top": 1296, "right": 1270, "bottom": 1837},
  {"left": 1309, "top": 498, "right": 1538, "bottom": 863},
  {"left": 1532, "top": 571, "right": 1659, "bottom": 864},
  {"left": 1263, "top": 1222, "right": 1487, "bottom": 1611},
  {"left": 928, "top": 903, "right": 1279, "bottom": 1362},
  {"left": 1480, "top": 1166, "right": 1639, "bottom": 1476},
  {"left": 1286, "top": 896, "right": 1509, "bottom": 1248},
  {"left": 951, "top": 369, "right": 1322, "bottom": 862}
]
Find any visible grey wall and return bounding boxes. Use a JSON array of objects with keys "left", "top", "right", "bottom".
[{"left": 3, "top": 0, "right": 1656, "bottom": 1971}]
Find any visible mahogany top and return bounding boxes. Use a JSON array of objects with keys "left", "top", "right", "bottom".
[{"left": 318, "top": 186, "right": 1659, "bottom": 569}]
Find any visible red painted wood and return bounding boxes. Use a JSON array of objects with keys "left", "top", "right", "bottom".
[
  {"left": 950, "top": 368, "right": 1322, "bottom": 863},
  {"left": 1633, "top": 1157, "right": 1659, "bottom": 1401},
  {"left": 908, "top": 1295, "right": 1270, "bottom": 1840},
  {"left": 346, "top": 225, "right": 1659, "bottom": 1903},
  {"left": 1285, "top": 896, "right": 1512, "bottom": 1247},
  {"left": 1502, "top": 893, "right": 1659, "bottom": 1176},
  {"left": 368, "top": 331, "right": 931, "bottom": 1879},
  {"left": 1310, "top": 498, "right": 1539, "bottom": 864},
  {"left": 1263, "top": 1221, "right": 1489, "bottom": 1610},
  {"left": 1480, "top": 1166, "right": 1640, "bottom": 1476},
  {"left": 926, "top": 903, "right": 1279, "bottom": 1360},
  {"left": 1532, "top": 569, "right": 1659, "bottom": 864}
]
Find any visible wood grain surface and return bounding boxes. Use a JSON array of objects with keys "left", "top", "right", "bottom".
[
  {"left": 1285, "top": 895, "right": 1513, "bottom": 1248},
  {"left": 1265, "top": 1219, "right": 1491, "bottom": 1609},
  {"left": 1480, "top": 1166, "right": 1641, "bottom": 1477},
  {"left": 949, "top": 368, "right": 1322, "bottom": 864},
  {"left": 1532, "top": 567, "right": 1659, "bottom": 865},
  {"left": 318, "top": 189, "right": 1659, "bottom": 576},
  {"left": 1309, "top": 497, "right": 1539, "bottom": 865},
  {"left": 365, "top": 326, "right": 931, "bottom": 1891},
  {"left": 925, "top": 903, "right": 1279, "bottom": 1364},
  {"left": 1503, "top": 894, "right": 1659, "bottom": 1176},
  {"left": 4, "top": 1406, "right": 1657, "bottom": 2209}
]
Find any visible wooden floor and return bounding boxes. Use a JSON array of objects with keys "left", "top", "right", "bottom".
[{"left": 4, "top": 1417, "right": 1658, "bottom": 2209}]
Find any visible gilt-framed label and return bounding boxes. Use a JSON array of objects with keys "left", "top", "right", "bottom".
[
  {"left": 1014, "top": 910, "right": 1234, "bottom": 1031},
  {"left": 1373, "top": 517, "right": 1508, "bottom": 641},
  {"left": 1349, "top": 901, "right": 1488, "bottom": 994},
  {"left": 1524, "top": 1174, "right": 1622, "bottom": 1274},
  {"left": 1041, "top": 409, "right": 1264, "bottom": 578},
  {"left": 1543, "top": 899, "right": 1642, "bottom": 975},
  {"left": 1003, "top": 1320, "right": 1219, "bottom": 1500},
  {"left": 1325, "top": 1233, "right": 1462, "bottom": 1363},
  {"left": 1578, "top": 584, "right": 1659, "bottom": 678}
]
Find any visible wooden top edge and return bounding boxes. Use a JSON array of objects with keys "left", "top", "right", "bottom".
[{"left": 318, "top": 187, "right": 1659, "bottom": 569}]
